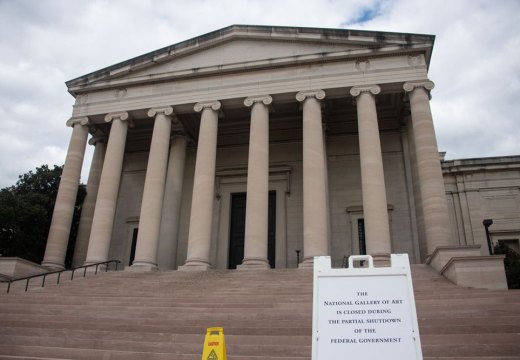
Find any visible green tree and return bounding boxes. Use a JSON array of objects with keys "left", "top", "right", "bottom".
[{"left": 0, "top": 165, "right": 85, "bottom": 267}]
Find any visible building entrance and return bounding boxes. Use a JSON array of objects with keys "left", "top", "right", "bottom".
[{"left": 228, "top": 192, "right": 276, "bottom": 269}]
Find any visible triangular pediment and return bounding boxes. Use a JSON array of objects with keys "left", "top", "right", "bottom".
[
  {"left": 127, "top": 38, "right": 365, "bottom": 78},
  {"left": 67, "top": 25, "right": 434, "bottom": 95}
]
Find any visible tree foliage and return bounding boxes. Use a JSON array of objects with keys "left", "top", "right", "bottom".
[{"left": 0, "top": 165, "right": 85, "bottom": 266}]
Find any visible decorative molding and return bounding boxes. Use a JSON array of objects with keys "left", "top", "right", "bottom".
[
  {"left": 75, "top": 94, "right": 88, "bottom": 105},
  {"left": 355, "top": 59, "right": 370, "bottom": 71},
  {"left": 215, "top": 165, "right": 293, "bottom": 198},
  {"left": 296, "top": 90, "right": 326, "bottom": 102},
  {"left": 147, "top": 106, "right": 174, "bottom": 118},
  {"left": 407, "top": 55, "right": 424, "bottom": 67},
  {"left": 194, "top": 100, "right": 221, "bottom": 113},
  {"left": 66, "top": 117, "right": 89, "bottom": 127},
  {"left": 104, "top": 111, "right": 129, "bottom": 123},
  {"left": 115, "top": 88, "right": 127, "bottom": 98},
  {"left": 349, "top": 84, "right": 381, "bottom": 97},
  {"left": 403, "top": 80, "right": 435, "bottom": 93},
  {"left": 244, "top": 95, "right": 273, "bottom": 107}
]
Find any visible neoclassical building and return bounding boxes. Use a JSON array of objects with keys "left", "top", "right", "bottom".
[{"left": 40, "top": 26, "right": 518, "bottom": 281}]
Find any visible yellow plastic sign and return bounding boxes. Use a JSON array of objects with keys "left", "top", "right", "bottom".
[{"left": 201, "top": 327, "right": 227, "bottom": 360}]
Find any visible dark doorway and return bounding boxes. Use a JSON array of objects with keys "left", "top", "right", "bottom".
[
  {"left": 228, "top": 192, "right": 276, "bottom": 269},
  {"left": 357, "top": 219, "right": 366, "bottom": 255},
  {"left": 129, "top": 228, "right": 138, "bottom": 266}
]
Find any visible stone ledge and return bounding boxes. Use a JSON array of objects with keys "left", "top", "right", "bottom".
[
  {"left": 440, "top": 255, "right": 508, "bottom": 290},
  {"left": 426, "top": 245, "right": 482, "bottom": 272},
  {"left": 0, "top": 257, "right": 47, "bottom": 279}
]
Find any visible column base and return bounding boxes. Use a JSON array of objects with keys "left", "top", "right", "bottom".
[
  {"left": 127, "top": 262, "right": 158, "bottom": 272},
  {"left": 237, "top": 258, "right": 270, "bottom": 270},
  {"left": 41, "top": 261, "right": 65, "bottom": 271},
  {"left": 178, "top": 259, "right": 212, "bottom": 271},
  {"left": 371, "top": 253, "right": 391, "bottom": 267}
]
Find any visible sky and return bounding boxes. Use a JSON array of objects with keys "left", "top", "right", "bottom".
[{"left": 0, "top": 0, "right": 519, "bottom": 188}]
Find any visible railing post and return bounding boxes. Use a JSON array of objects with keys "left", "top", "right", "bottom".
[
  {"left": 25, "top": 278, "right": 30, "bottom": 292},
  {"left": 95, "top": 264, "right": 99, "bottom": 275},
  {"left": 57, "top": 272, "right": 61, "bottom": 285},
  {"left": 83, "top": 267, "right": 87, "bottom": 277},
  {"left": 71, "top": 269, "right": 75, "bottom": 281},
  {"left": 42, "top": 275, "right": 46, "bottom": 288},
  {"left": 7, "top": 282, "right": 11, "bottom": 294},
  {"left": 115, "top": 261, "right": 119, "bottom": 271}
]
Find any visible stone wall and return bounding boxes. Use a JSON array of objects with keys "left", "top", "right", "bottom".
[{"left": 443, "top": 156, "right": 520, "bottom": 254}]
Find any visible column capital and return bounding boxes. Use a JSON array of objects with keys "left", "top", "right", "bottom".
[
  {"left": 403, "top": 80, "right": 435, "bottom": 93},
  {"left": 350, "top": 84, "right": 381, "bottom": 97},
  {"left": 88, "top": 135, "right": 106, "bottom": 146},
  {"left": 296, "top": 89, "right": 326, "bottom": 102},
  {"left": 171, "top": 117, "right": 186, "bottom": 135},
  {"left": 194, "top": 100, "right": 221, "bottom": 112},
  {"left": 66, "top": 117, "right": 89, "bottom": 127},
  {"left": 244, "top": 95, "right": 272, "bottom": 107},
  {"left": 147, "top": 106, "right": 174, "bottom": 118},
  {"left": 104, "top": 111, "right": 130, "bottom": 123}
]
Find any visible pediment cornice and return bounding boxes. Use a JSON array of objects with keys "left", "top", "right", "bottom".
[{"left": 66, "top": 25, "right": 435, "bottom": 96}]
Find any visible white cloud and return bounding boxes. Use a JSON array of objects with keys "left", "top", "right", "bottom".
[{"left": 0, "top": 0, "right": 519, "bottom": 187}]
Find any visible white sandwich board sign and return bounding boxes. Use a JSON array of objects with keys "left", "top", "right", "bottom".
[{"left": 312, "top": 254, "right": 423, "bottom": 360}]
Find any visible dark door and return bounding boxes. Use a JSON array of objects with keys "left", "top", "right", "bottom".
[
  {"left": 267, "top": 191, "right": 276, "bottom": 268},
  {"left": 228, "top": 192, "right": 276, "bottom": 269},
  {"left": 129, "top": 228, "right": 138, "bottom": 266},
  {"left": 357, "top": 218, "right": 366, "bottom": 255},
  {"left": 228, "top": 193, "right": 247, "bottom": 269}
]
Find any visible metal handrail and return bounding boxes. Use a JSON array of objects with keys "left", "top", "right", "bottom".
[{"left": 1, "top": 260, "right": 120, "bottom": 294}]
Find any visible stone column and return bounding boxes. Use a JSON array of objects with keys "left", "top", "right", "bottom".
[
  {"left": 296, "top": 90, "right": 328, "bottom": 268},
  {"left": 42, "top": 117, "right": 89, "bottom": 270},
  {"left": 131, "top": 107, "right": 174, "bottom": 270},
  {"left": 179, "top": 101, "right": 221, "bottom": 271},
  {"left": 84, "top": 112, "right": 130, "bottom": 265},
  {"left": 350, "top": 85, "right": 392, "bottom": 263},
  {"left": 238, "top": 95, "right": 272, "bottom": 270},
  {"left": 404, "top": 81, "right": 451, "bottom": 254},
  {"left": 72, "top": 136, "right": 106, "bottom": 267},
  {"left": 157, "top": 134, "right": 187, "bottom": 270}
]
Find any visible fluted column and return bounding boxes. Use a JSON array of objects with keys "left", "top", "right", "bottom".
[
  {"left": 404, "top": 81, "right": 451, "bottom": 254},
  {"left": 131, "top": 107, "right": 174, "bottom": 270},
  {"left": 42, "top": 117, "right": 89, "bottom": 270},
  {"left": 72, "top": 136, "right": 106, "bottom": 267},
  {"left": 350, "top": 85, "right": 392, "bottom": 262},
  {"left": 179, "top": 101, "right": 221, "bottom": 271},
  {"left": 157, "top": 134, "right": 187, "bottom": 270},
  {"left": 85, "top": 112, "right": 130, "bottom": 265},
  {"left": 238, "top": 95, "right": 272, "bottom": 270},
  {"left": 296, "top": 90, "right": 328, "bottom": 267}
]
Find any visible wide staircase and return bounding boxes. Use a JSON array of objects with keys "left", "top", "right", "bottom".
[{"left": 0, "top": 265, "right": 518, "bottom": 359}]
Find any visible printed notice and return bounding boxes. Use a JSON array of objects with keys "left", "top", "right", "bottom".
[{"left": 315, "top": 274, "right": 419, "bottom": 359}]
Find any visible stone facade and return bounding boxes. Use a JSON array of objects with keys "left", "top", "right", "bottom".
[
  {"left": 443, "top": 156, "right": 520, "bottom": 254},
  {"left": 39, "top": 26, "right": 517, "bottom": 281}
]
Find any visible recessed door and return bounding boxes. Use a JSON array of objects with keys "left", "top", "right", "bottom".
[{"left": 228, "top": 192, "right": 276, "bottom": 269}]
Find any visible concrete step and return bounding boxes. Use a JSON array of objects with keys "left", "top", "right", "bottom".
[
  {"left": 0, "top": 344, "right": 311, "bottom": 360},
  {"left": 0, "top": 266, "right": 519, "bottom": 359}
]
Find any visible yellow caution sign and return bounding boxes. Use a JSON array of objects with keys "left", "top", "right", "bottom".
[{"left": 201, "top": 327, "right": 227, "bottom": 360}]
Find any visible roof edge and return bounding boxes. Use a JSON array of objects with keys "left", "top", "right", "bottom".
[{"left": 66, "top": 24, "right": 435, "bottom": 94}]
